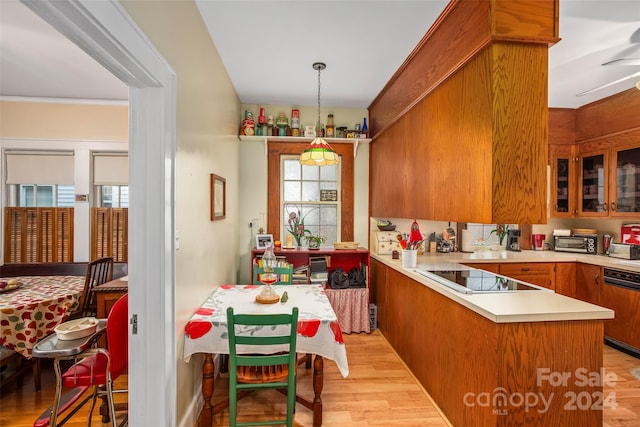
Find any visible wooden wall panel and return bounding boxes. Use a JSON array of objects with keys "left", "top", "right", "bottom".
[
  {"left": 425, "top": 52, "right": 493, "bottom": 223},
  {"left": 370, "top": 124, "right": 405, "bottom": 218},
  {"left": 576, "top": 88, "right": 640, "bottom": 142},
  {"left": 490, "top": 43, "right": 548, "bottom": 223},
  {"left": 498, "top": 321, "right": 603, "bottom": 427},
  {"left": 549, "top": 108, "right": 576, "bottom": 145},
  {"left": 369, "top": 0, "right": 491, "bottom": 135},
  {"left": 369, "top": 0, "right": 558, "bottom": 136},
  {"left": 490, "top": 0, "right": 559, "bottom": 41}
]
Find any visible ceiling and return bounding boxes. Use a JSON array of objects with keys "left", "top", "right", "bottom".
[{"left": 1, "top": 0, "right": 639, "bottom": 110}]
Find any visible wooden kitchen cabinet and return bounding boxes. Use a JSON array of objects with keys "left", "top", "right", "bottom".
[
  {"left": 550, "top": 144, "right": 577, "bottom": 217},
  {"left": 575, "top": 262, "right": 601, "bottom": 305},
  {"left": 370, "top": 45, "right": 548, "bottom": 225},
  {"left": 577, "top": 141, "right": 640, "bottom": 217},
  {"left": 370, "top": 258, "right": 388, "bottom": 332},
  {"left": 554, "top": 262, "right": 577, "bottom": 298},
  {"left": 461, "top": 263, "right": 500, "bottom": 274},
  {"left": 499, "top": 263, "right": 555, "bottom": 290},
  {"left": 601, "top": 272, "right": 640, "bottom": 353}
]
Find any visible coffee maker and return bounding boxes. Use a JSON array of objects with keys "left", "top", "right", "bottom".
[{"left": 506, "top": 229, "right": 521, "bottom": 252}]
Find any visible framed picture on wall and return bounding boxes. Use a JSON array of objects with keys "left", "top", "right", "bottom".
[
  {"left": 255, "top": 234, "right": 274, "bottom": 250},
  {"left": 211, "top": 174, "right": 226, "bottom": 221}
]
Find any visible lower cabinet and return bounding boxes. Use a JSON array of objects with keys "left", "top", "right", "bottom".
[
  {"left": 462, "top": 262, "right": 499, "bottom": 273},
  {"left": 370, "top": 257, "right": 605, "bottom": 427},
  {"left": 575, "top": 262, "right": 602, "bottom": 305},
  {"left": 370, "top": 259, "right": 387, "bottom": 331},
  {"left": 463, "top": 262, "right": 555, "bottom": 290},
  {"left": 499, "top": 262, "right": 555, "bottom": 290},
  {"left": 554, "top": 262, "right": 577, "bottom": 298}
]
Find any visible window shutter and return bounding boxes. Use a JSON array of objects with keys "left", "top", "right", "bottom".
[
  {"left": 3, "top": 207, "right": 74, "bottom": 263},
  {"left": 91, "top": 207, "right": 128, "bottom": 262}
]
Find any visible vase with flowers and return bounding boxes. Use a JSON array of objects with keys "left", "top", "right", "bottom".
[
  {"left": 489, "top": 224, "right": 510, "bottom": 249},
  {"left": 285, "top": 206, "right": 316, "bottom": 247}
]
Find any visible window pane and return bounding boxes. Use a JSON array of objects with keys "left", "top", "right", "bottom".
[
  {"left": 302, "top": 165, "right": 319, "bottom": 181},
  {"left": 120, "top": 186, "right": 129, "bottom": 208},
  {"left": 320, "top": 205, "right": 337, "bottom": 224},
  {"left": 102, "top": 186, "right": 113, "bottom": 207},
  {"left": 21, "top": 185, "right": 34, "bottom": 207},
  {"left": 320, "top": 165, "right": 336, "bottom": 180},
  {"left": 300, "top": 205, "right": 319, "bottom": 225},
  {"left": 283, "top": 159, "right": 300, "bottom": 180},
  {"left": 283, "top": 181, "right": 301, "bottom": 201},
  {"left": 302, "top": 182, "right": 319, "bottom": 201},
  {"left": 36, "top": 186, "right": 54, "bottom": 207},
  {"left": 320, "top": 182, "right": 337, "bottom": 191},
  {"left": 57, "top": 186, "right": 75, "bottom": 207}
]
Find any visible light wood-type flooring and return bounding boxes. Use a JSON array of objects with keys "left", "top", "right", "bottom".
[{"left": 1, "top": 330, "right": 638, "bottom": 426}]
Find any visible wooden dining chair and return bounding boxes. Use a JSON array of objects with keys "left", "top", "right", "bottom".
[
  {"left": 252, "top": 263, "right": 293, "bottom": 286},
  {"left": 226, "top": 306, "right": 299, "bottom": 427},
  {"left": 75, "top": 257, "right": 114, "bottom": 319}
]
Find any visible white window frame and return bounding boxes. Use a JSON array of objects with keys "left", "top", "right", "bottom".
[{"left": 280, "top": 155, "right": 341, "bottom": 244}]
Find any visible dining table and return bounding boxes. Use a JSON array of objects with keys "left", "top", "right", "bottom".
[
  {"left": 0, "top": 275, "right": 85, "bottom": 358},
  {"left": 183, "top": 284, "right": 349, "bottom": 427}
]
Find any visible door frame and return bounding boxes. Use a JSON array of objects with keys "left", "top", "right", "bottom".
[{"left": 21, "top": 1, "right": 177, "bottom": 425}]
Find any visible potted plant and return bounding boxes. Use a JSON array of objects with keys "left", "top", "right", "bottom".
[{"left": 305, "top": 234, "right": 325, "bottom": 250}]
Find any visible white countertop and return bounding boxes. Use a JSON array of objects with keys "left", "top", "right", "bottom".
[
  {"left": 402, "top": 249, "right": 640, "bottom": 271},
  {"left": 371, "top": 250, "right": 615, "bottom": 324}
]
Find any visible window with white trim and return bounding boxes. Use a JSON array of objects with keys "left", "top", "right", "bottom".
[{"left": 281, "top": 156, "right": 340, "bottom": 245}]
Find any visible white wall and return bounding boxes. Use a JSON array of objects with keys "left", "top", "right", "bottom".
[{"left": 120, "top": 1, "right": 242, "bottom": 424}]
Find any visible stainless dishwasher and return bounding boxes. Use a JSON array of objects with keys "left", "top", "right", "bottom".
[{"left": 602, "top": 267, "right": 640, "bottom": 358}]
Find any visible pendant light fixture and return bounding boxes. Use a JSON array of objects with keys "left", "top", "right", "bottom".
[{"left": 299, "top": 62, "right": 340, "bottom": 166}]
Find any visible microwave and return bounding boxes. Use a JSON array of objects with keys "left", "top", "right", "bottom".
[{"left": 553, "top": 235, "right": 597, "bottom": 254}]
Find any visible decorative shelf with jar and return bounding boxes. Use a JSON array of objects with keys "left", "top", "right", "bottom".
[{"left": 238, "top": 135, "right": 372, "bottom": 158}]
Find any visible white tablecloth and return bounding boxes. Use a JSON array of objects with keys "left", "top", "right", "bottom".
[{"left": 183, "top": 284, "right": 349, "bottom": 377}]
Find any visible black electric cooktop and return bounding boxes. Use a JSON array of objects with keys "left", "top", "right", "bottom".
[{"left": 416, "top": 267, "right": 548, "bottom": 294}]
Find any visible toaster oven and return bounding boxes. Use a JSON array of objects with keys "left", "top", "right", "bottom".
[
  {"left": 608, "top": 242, "right": 640, "bottom": 260},
  {"left": 553, "top": 235, "right": 597, "bottom": 254}
]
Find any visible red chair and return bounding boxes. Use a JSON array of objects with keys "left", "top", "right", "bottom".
[{"left": 32, "top": 293, "right": 128, "bottom": 427}]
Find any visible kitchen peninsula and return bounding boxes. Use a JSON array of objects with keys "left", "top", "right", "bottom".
[{"left": 371, "top": 251, "right": 615, "bottom": 427}]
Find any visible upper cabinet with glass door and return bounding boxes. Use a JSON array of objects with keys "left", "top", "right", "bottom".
[
  {"left": 578, "top": 149, "right": 608, "bottom": 217},
  {"left": 610, "top": 144, "right": 640, "bottom": 217},
  {"left": 550, "top": 145, "right": 576, "bottom": 218},
  {"left": 576, "top": 141, "right": 640, "bottom": 218}
]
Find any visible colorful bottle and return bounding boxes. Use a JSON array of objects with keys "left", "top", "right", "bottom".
[
  {"left": 326, "top": 114, "right": 335, "bottom": 137},
  {"left": 362, "top": 118, "right": 368, "bottom": 136}
]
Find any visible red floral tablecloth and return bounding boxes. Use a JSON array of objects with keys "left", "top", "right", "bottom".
[
  {"left": 183, "top": 284, "right": 349, "bottom": 377},
  {"left": 0, "top": 275, "right": 85, "bottom": 358}
]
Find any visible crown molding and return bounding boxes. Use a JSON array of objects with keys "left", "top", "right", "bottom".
[{"left": 0, "top": 95, "right": 128, "bottom": 106}]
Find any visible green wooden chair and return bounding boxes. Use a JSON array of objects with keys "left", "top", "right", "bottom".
[
  {"left": 226, "top": 306, "right": 299, "bottom": 427},
  {"left": 252, "top": 263, "right": 293, "bottom": 285}
]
